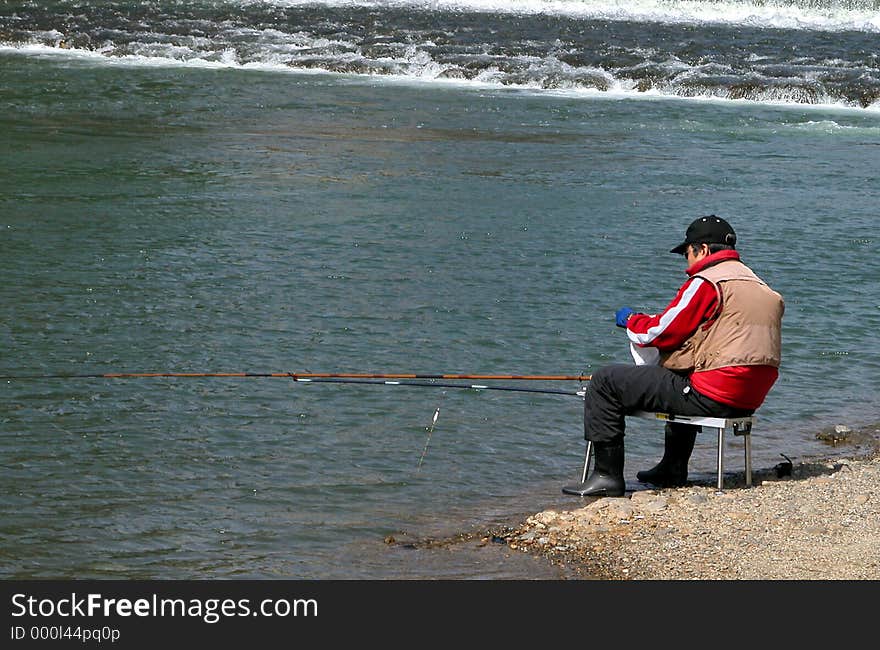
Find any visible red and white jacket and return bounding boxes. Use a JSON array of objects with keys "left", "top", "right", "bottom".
[{"left": 625, "top": 250, "right": 779, "bottom": 410}]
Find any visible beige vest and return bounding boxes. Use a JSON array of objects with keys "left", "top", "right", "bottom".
[{"left": 661, "top": 260, "right": 784, "bottom": 373}]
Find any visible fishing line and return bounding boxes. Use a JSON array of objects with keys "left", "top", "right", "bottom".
[
  {"left": 417, "top": 406, "right": 442, "bottom": 471},
  {"left": 2, "top": 373, "right": 587, "bottom": 463}
]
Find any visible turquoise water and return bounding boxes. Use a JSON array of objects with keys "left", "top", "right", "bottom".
[{"left": 2, "top": 2, "right": 880, "bottom": 579}]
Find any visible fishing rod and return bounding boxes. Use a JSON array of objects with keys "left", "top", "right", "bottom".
[
  {"left": 0, "top": 371, "right": 590, "bottom": 397},
  {"left": 0, "top": 372, "right": 592, "bottom": 381},
  {"left": 289, "top": 376, "right": 586, "bottom": 397}
]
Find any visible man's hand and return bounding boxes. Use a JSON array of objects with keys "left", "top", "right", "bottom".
[{"left": 615, "top": 307, "right": 635, "bottom": 328}]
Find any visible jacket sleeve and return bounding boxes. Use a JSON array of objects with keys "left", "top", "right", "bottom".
[{"left": 625, "top": 277, "right": 720, "bottom": 351}]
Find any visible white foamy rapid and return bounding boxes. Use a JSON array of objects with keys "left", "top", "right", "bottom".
[
  {"left": 250, "top": 0, "right": 880, "bottom": 32},
  {"left": 2, "top": 1, "right": 879, "bottom": 111},
  {"left": 3, "top": 41, "right": 878, "bottom": 115}
]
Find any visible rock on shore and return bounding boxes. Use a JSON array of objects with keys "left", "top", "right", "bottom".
[{"left": 504, "top": 443, "right": 880, "bottom": 580}]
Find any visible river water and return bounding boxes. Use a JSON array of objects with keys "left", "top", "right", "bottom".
[{"left": 1, "top": 0, "right": 879, "bottom": 579}]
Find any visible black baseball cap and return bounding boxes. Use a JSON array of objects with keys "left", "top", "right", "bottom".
[{"left": 670, "top": 215, "right": 737, "bottom": 254}]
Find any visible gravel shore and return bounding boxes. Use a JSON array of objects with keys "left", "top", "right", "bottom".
[{"left": 501, "top": 424, "right": 880, "bottom": 580}]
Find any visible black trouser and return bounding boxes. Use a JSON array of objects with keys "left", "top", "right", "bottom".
[{"left": 583, "top": 364, "right": 753, "bottom": 443}]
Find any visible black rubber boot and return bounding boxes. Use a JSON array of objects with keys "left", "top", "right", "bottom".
[
  {"left": 562, "top": 440, "right": 625, "bottom": 497},
  {"left": 636, "top": 424, "right": 697, "bottom": 488}
]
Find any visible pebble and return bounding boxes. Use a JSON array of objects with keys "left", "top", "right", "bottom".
[{"left": 505, "top": 447, "right": 880, "bottom": 580}]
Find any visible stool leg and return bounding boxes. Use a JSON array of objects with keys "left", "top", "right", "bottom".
[
  {"left": 716, "top": 427, "right": 724, "bottom": 491},
  {"left": 744, "top": 433, "right": 752, "bottom": 488},
  {"left": 562, "top": 441, "right": 597, "bottom": 496},
  {"left": 580, "top": 440, "right": 593, "bottom": 482}
]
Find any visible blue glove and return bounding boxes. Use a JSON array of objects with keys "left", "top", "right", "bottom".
[{"left": 615, "top": 307, "right": 635, "bottom": 328}]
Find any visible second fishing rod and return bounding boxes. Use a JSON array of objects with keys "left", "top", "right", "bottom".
[{"left": 0, "top": 371, "right": 592, "bottom": 398}]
